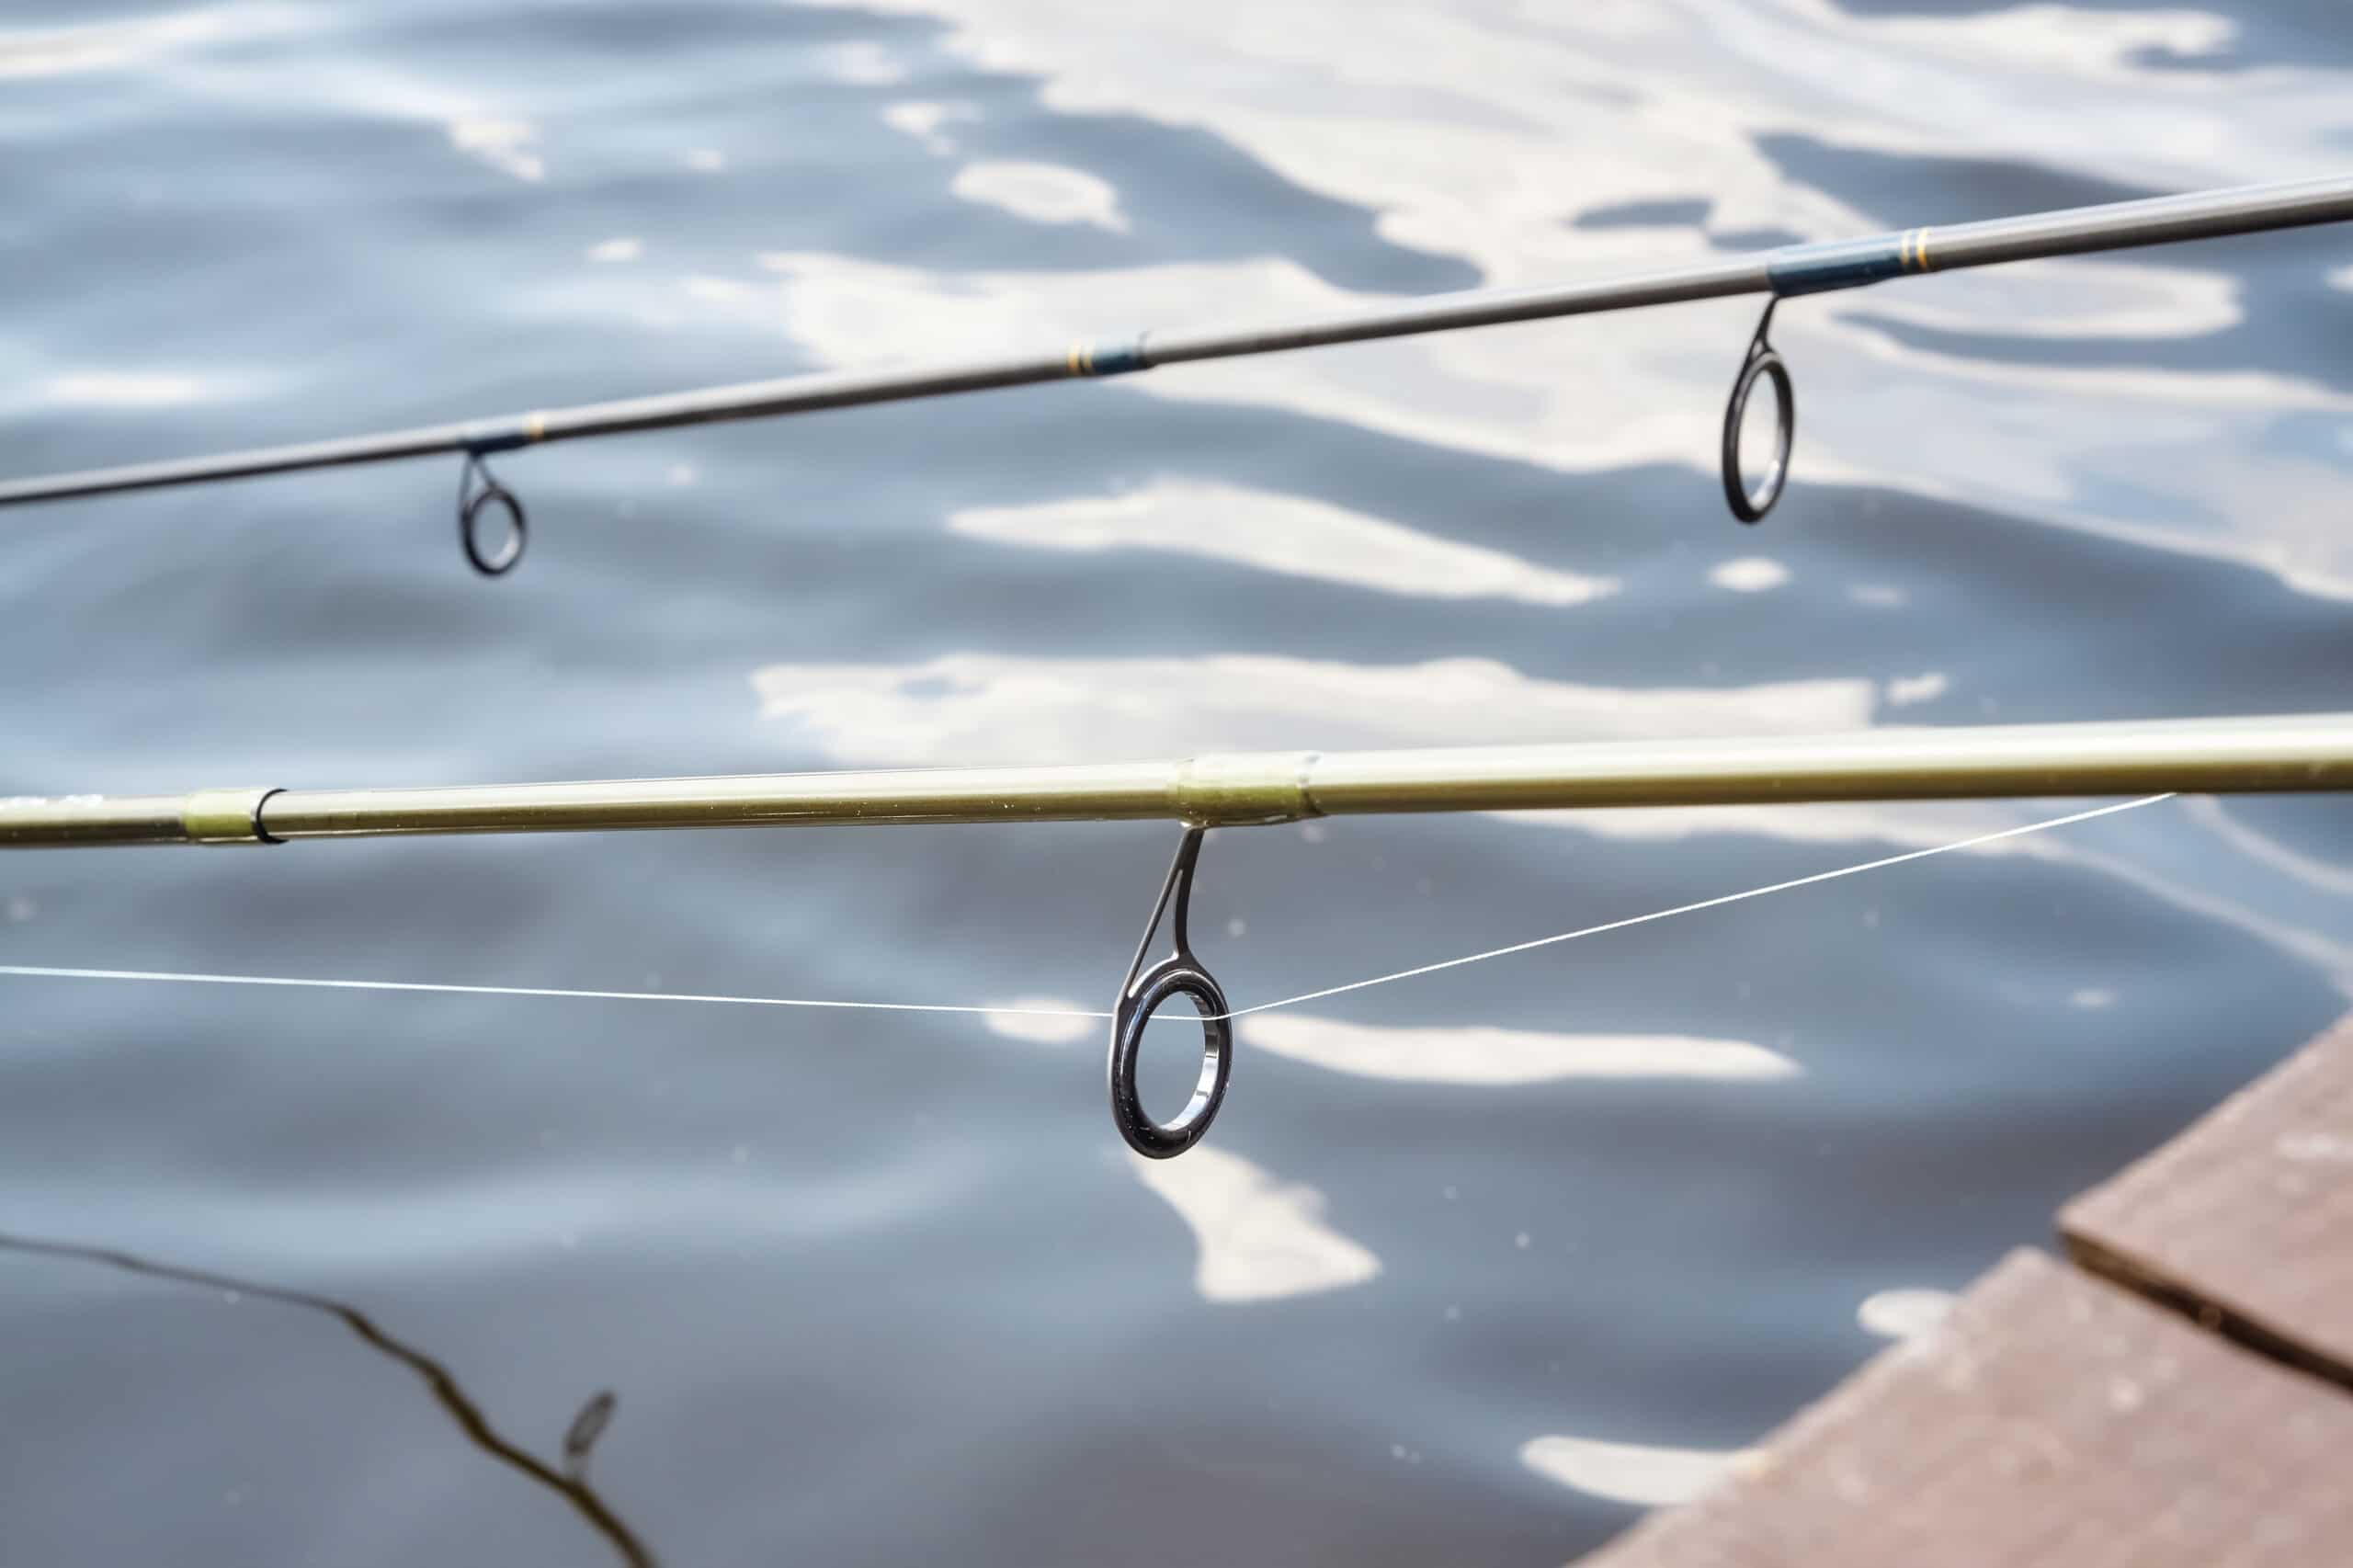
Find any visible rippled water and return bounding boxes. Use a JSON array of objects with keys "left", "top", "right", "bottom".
[{"left": 3, "top": 3, "right": 2349, "bottom": 1562}]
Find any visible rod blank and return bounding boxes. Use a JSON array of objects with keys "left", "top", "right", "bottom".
[
  {"left": 5, "top": 712, "right": 2349, "bottom": 849},
  {"left": 3, "top": 175, "right": 2347, "bottom": 509}
]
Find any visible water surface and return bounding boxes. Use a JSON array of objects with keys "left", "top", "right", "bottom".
[{"left": 2, "top": 2, "right": 2349, "bottom": 1562}]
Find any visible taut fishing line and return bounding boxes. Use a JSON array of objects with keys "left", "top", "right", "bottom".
[{"left": 0, "top": 794, "right": 2172, "bottom": 1026}]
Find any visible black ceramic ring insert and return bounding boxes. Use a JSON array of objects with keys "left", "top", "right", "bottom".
[
  {"left": 1721, "top": 347, "right": 1794, "bottom": 524},
  {"left": 460, "top": 480, "right": 528, "bottom": 576},
  {"left": 1108, "top": 957, "right": 1233, "bottom": 1160}
]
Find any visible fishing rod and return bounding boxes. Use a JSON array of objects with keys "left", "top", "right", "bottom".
[
  {"left": 5, "top": 712, "right": 2347, "bottom": 847},
  {"left": 6, "top": 176, "right": 2348, "bottom": 573},
  {"left": 6, "top": 711, "right": 2350, "bottom": 1155}
]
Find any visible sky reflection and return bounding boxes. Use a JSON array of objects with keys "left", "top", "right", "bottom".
[
  {"left": 752, "top": 651, "right": 1872, "bottom": 763},
  {"left": 1518, "top": 1432, "right": 1752, "bottom": 1507},
  {"left": 1243, "top": 1014, "right": 1797, "bottom": 1085},
  {"left": 1126, "top": 1142, "right": 1381, "bottom": 1303},
  {"left": 949, "top": 479, "right": 1615, "bottom": 605}
]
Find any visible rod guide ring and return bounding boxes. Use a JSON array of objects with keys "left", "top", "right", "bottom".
[
  {"left": 1108, "top": 958, "right": 1233, "bottom": 1159},
  {"left": 458, "top": 452, "right": 528, "bottom": 577},
  {"left": 1108, "top": 826, "right": 1233, "bottom": 1158},
  {"left": 1721, "top": 297, "right": 1795, "bottom": 524}
]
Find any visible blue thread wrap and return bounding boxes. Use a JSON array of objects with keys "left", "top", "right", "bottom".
[
  {"left": 1083, "top": 335, "right": 1153, "bottom": 377},
  {"left": 460, "top": 424, "right": 535, "bottom": 455},
  {"left": 1766, "top": 237, "right": 1910, "bottom": 297}
]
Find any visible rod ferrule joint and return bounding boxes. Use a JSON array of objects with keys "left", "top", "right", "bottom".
[
  {"left": 183, "top": 788, "right": 282, "bottom": 846},
  {"left": 1170, "top": 752, "right": 1322, "bottom": 827}
]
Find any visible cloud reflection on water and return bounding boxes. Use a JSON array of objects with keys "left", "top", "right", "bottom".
[
  {"left": 40, "top": 371, "right": 215, "bottom": 408},
  {"left": 1518, "top": 1432, "right": 1753, "bottom": 1507},
  {"left": 0, "top": 6, "right": 255, "bottom": 81},
  {"left": 949, "top": 480, "right": 1615, "bottom": 606},
  {"left": 980, "top": 997, "right": 1094, "bottom": 1044},
  {"left": 883, "top": 98, "right": 976, "bottom": 154},
  {"left": 1856, "top": 1285, "right": 1956, "bottom": 1341},
  {"left": 951, "top": 159, "right": 1131, "bottom": 232},
  {"left": 752, "top": 651, "right": 1872, "bottom": 764},
  {"left": 1127, "top": 1143, "right": 1381, "bottom": 1304},
  {"left": 1244, "top": 1014, "right": 1797, "bottom": 1085}
]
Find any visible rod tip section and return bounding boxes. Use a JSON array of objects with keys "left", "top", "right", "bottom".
[{"left": 182, "top": 788, "right": 283, "bottom": 846}]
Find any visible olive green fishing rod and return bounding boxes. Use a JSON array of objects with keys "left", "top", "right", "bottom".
[
  {"left": 5, "top": 175, "right": 2349, "bottom": 570},
  {"left": 6, "top": 711, "right": 2349, "bottom": 849},
  {"left": 6, "top": 711, "right": 2348, "bottom": 1158}
]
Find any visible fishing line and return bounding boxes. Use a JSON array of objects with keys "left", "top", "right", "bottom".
[
  {"left": 0, "top": 793, "right": 2172, "bottom": 1024},
  {"left": 1222, "top": 792, "right": 2173, "bottom": 1018},
  {"left": 0, "top": 968, "right": 1108, "bottom": 1020}
]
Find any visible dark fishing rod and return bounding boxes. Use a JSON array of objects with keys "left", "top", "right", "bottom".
[{"left": 6, "top": 174, "right": 2349, "bottom": 572}]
